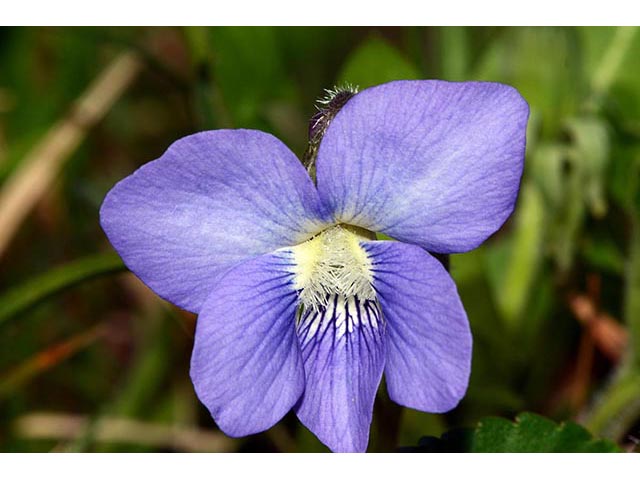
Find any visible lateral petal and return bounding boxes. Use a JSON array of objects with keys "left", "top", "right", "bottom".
[
  {"left": 363, "top": 240, "right": 472, "bottom": 412},
  {"left": 190, "top": 250, "right": 305, "bottom": 437},
  {"left": 101, "top": 129, "right": 328, "bottom": 313}
]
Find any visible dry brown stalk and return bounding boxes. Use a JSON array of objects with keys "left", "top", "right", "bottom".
[
  {"left": 0, "top": 52, "right": 141, "bottom": 259},
  {"left": 568, "top": 293, "right": 628, "bottom": 363},
  {"left": 0, "top": 325, "right": 106, "bottom": 397},
  {"left": 14, "top": 412, "right": 236, "bottom": 452}
]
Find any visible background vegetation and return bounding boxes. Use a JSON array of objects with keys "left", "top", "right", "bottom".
[{"left": 0, "top": 26, "right": 638, "bottom": 452}]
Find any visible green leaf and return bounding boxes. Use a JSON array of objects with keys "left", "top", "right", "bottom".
[
  {"left": 526, "top": 117, "right": 610, "bottom": 276},
  {"left": 450, "top": 250, "right": 527, "bottom": 413},
  {"left": 584, "top": 154, "right": 640, "bottom": 440},
  {"left": 208, "top": 27, "right": 293, "bottom": 128},
  {"left": 474, "top": 27, "right": 582, "bottom": 136},
  {"left": 548, "top": 153, "right": 586, "bottom": 273},
  {"left": 0, "top": 252, "right": 125, "bottom": 326},
  {"left": 408, "top": 413, "right": 622, "bottom": 453},
  {"left": 565, "top": 116, "right": 610, "bottom": 218},
  {"left": 581, "top": 27, "right": 639, "bottom": 111},
  {"left": 581, "top": 234, "right": 626, "bottom": 275},
  {"left": 529, "top": 143, "right": 567, "bottom": 209},
  {"left": 338, "top": 36, "right": 420, "bottom": 89},
  {"left": 608, "top": 145, "right": 640, "bottom": 210},
  {"left": 183, "top": 26, "right": 230, "bottom": 130},
  {"left": 485, "top": 183, "right": 545, "bottom": 327},
  {"left": 585, "top": 371, "right": 640, "bottom": 440},
  {"left": 627, "top": 217, "right": 640, "bottom": 370},
  {"left": 439, "top": 27, "right": 469, "bottom": 81},
  {"left": 472, "top": 413, "right": 621, "bottom": 453}
]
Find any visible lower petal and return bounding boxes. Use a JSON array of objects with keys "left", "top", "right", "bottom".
[
  {"left": 363, "top": 240, "right": 472, "bottom": 412},
  {"left": 294, "top": 295, "right": 385, "bottom": 453},
  {"left": 190, "top": 250, "right": 304, "bottom": 437}
]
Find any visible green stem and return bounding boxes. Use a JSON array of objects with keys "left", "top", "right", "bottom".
[
  {"left": 0, "top": 252, "right": 125, "bottom": 326},
  {"left": 589, "top": 27, "right": 638, "bottom": 107},
  {"left": 440, "top": 27, "right": 469, "bottom": 80},
  {"left": 372, "top": 382, "right": 403, "bottom": 452},
  {"left": 183, "top": 26, "right": 232, "bottom": 130},
  {"left": 585, "top": 164, "right": 640, "bottom": 438},
  {"left": 625, "top": 216, "right": 640, "bottom": 368},
  {"left": 585, "top": 369, "right": 640, "bottom": 439},
  {"left": 580, "top": 27, "right": 640, "bottom": 440}
]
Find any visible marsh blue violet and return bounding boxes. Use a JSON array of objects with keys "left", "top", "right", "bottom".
[{"left": 100, "top": 80, "right": 529, "bottom": 452}]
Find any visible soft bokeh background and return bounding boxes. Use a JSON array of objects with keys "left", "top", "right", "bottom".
[{"left": 0, "top": 26, "right": 639, "bottom": 452}]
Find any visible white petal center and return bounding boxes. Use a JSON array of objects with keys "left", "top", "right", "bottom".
[{"left": 290, "top": 225, "right": 375, "bottom": 311}]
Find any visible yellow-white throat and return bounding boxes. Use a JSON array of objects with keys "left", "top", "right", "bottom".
[{"left": 289, "top": 225, "right": 376, "bottom": 312}]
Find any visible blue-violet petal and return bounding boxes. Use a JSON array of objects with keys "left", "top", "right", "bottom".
[
  {"left": 295, "top": 295, "right": 385, "bottom": 453},
  {"left": 190, "top": 249, "right": 305, "bottom": 437},
  {"left": 100, "top": 129, "right": 329, "bottom": 313},
  {"left": 364, "top": 240, "right": 472, "bottom": 412},
  {"left": 316, "top": 80, "right": 529, "bottom": 253}
]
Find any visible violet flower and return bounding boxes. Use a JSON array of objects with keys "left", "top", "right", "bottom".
[{"left": 100, "top": 80, "right": 528, "bottom": 452}]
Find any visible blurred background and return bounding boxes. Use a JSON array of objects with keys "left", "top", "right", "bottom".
[{"left": 0, "top": 26, "right": 639, "bottom": 452}]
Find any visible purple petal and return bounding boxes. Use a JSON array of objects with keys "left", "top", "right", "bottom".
[
  {"left": 190, "top": 249, "right": 304, "bottom": 437},
  {"left": 363, "top": 240, "right": 471, "bottom": 412},
  {"left": 294, "top": 295, "right": 385, "bottom": 453},
  {"left": 100, "top": 129, "right": 328, "bottom": 313},
  {"left": 316, "top": 80, "right": 529, "bottom": 253}
]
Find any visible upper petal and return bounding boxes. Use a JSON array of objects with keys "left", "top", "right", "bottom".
[
  {"left": 190, "top": 249, "right": 304, "bottom": 437},
  {"left": 100, "top": 129, "right": 328, "bottom": 313},
  {"left": 363, "top": 240, "right": 472, "bottom": 412},
  {"left": 316, "top": 80, "right": 529, "bottom": 253}
]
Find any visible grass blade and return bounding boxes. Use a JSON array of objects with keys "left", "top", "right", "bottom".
[{"left": 0, "top": 252, "right": 125, "bottom": 326}]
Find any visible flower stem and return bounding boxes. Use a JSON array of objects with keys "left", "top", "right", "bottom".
[
  {"left": 373, "top": 385, "right": 404, "bottom": 452},
  {"left": 302, "top": 85, "right": 358, "bottom": 182}
]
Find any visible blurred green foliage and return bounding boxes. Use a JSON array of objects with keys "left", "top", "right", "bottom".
[
  {"left": 0, "top": 26, "right": 639, "bottom": 452},
  {"left": 407, "top": 412, "right": 622, "bottom": 452}
]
